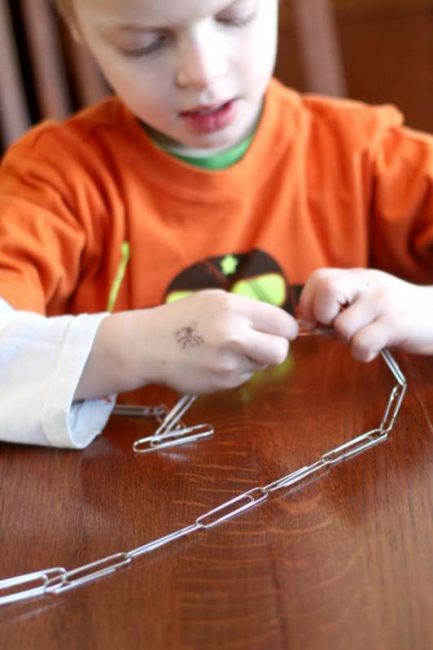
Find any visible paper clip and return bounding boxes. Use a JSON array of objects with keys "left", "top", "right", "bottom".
[
  {"left": 114, "top": 394, "right": 214, "bottom": 454},
  {"left": 133, "top": 394, "right": 214, "bottom": 454}
]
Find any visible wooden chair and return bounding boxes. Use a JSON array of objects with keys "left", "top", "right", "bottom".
[
  {"left": 290, "top": 0, "right": 346, "bottom": 97},
  {"left": 0, "top": 0, "right": 108, "bottom": 150},
  {"left": 0, "top": 0, "right": 346, "bottom": 150},
  {"left": 0, "top": 0, "right": 31, "bottom": 147}
]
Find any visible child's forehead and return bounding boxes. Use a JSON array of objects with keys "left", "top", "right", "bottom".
[{"left": 79, "top": 0, "right": 252, "bottom": 26}]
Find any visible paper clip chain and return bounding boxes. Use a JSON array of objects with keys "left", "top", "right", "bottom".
[{"left": 0, "top": 346, "right": 407, "bottom": 606}]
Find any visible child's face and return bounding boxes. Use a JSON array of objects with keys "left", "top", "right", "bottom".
[{"left": 73, "top": 0, "right": 278, "bottom": 152}]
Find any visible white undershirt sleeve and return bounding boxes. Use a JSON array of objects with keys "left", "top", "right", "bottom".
[{"left": 0, "top": 299, "right": 115, "bottom": 449}]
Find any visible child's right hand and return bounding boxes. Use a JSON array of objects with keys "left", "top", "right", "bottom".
[{"left": 75, "top": 290, "right": 298, "bottom": 399}]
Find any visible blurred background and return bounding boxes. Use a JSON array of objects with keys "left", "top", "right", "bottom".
[{"left": 1, "top": 0, "right": 433, "bottom": 153}]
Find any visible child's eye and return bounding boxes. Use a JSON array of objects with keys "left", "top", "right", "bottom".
[
  {"left": 119, "top": 34, "right": 169, "bottom": 58},
  {"left": 217, "top": 12, "right": 256, "bottom": 28}
]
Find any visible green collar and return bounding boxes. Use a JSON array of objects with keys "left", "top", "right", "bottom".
[
  {"left": 164, "top": 133, "right": 255, "bottom": 170},
  {"left": 144, "top": 104, "right": 263, "bottom": 170}
]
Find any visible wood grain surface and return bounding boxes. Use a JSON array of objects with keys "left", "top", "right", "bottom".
[{"left": 0, "top": 336, "right": 433, "bottom": 650}]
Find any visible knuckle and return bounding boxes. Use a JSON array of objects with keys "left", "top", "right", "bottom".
[
  {"left": 224, "top": 329, "right": 244, "bottom": 349},
  {"left": 310, "top": 268, "right": 329, "bottom": 283},
  {"left": 319, "top": 276, "right": 338, "bottom": 297},
  {"left": 214, "top": 326, "right": 244, "bottom": 352},
  {"left": 202, "top": 288, "right": 227, "bottom": 299},
  {"left": 204, "top": 289, "right": 232, "bottom": 312},
  {"left": 214, "top": 355, "right": 237, "bottom": 374},
  {"left": 212, "top": 355, "right": 253, "bottom": 389}
]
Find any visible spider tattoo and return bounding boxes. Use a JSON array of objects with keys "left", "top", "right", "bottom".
[{"left": 175, "top": 326, "right": 204, "bottom": 350}]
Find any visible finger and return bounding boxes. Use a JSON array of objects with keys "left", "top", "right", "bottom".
[
  {"left": 242, "top": 357, "right": 268, "bottom": 373},
  {"left": 333, "top": 298, "right": 378, "bottom": 343},
  {"left": 298, "top": 269, "right": 344, "bottom": 326},
  {"left": 227, "top": 370, "right": 255, "bottom": 390},
  {"left": 350, "top": 320, "right": 391, "bottom": 362},
  {"left": 245, "top": 300, "right": 298, "bottom": 339},
  {"left": 217, "top": 350, "right": 271, "bottom": 374},
  {"left": 300, "top": 269, "right": 370, "bottom": 326},
  {"left": 242, "top": 330, "right": 290, "bottom": 366}
]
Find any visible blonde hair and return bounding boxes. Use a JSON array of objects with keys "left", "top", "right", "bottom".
[
  {"left": 53, "top": 0, "right": 73, "bottom": 20},
  {"left": 53, "top": 0, "right": 70, "bottom": 10}
]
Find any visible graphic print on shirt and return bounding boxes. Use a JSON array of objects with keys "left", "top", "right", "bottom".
[{"left": 164, "top": 249, "right": 301, "bottom": 315}]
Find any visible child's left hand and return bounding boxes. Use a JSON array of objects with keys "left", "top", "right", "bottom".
[{"left": 298, "top": 268, "right": 433, "bottom": 361}]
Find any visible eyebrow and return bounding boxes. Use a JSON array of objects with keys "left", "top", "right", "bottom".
[
  {"left": 100, "top": 0, "right": 249, "bottom": 34},
  {"left": 98, "top": 21, "right": 164, "bottom": 36},
  {"left": 102, "top": 25, "right": 157, "bottom": 34}
]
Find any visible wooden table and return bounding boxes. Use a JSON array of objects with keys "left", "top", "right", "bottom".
[{"left": 1, "top": 335, "right": 433, "bottom": 650}]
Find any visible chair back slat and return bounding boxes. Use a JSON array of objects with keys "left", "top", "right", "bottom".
[
  {"left": 291, "top": 0, "right": 347, "bottom": 97},
  {"left": 0, "top": 0, "right": 31, "bottom": 147},
  {"left": 20, "top": 0, "right": 70, "bottom": 120}
]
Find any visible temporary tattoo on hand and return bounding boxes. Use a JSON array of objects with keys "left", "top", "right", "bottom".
[{"left": 175, "top": 326, "right": 204, "bottom": 350}]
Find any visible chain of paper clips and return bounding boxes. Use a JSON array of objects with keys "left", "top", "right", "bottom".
[{"left": 0, "top": 339, "right": 407, "bottom": 606}]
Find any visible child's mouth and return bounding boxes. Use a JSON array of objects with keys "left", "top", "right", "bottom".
[{"left": 180, "top": 99, "right": 238, "bottom": 133}]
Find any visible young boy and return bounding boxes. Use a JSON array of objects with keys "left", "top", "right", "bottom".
[{"left": 0, "top": 0, "right": 433, "bottom": 449}]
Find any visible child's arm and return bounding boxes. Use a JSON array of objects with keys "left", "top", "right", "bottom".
[
  {"left": 74, "top": 289, "right": 298, "bottom": 400},
  {"left": 0, "top": 300, "right": 114, "bottom": 447},
  {"left": 298, "top": 268, "right": 433, "bottom": 361}
]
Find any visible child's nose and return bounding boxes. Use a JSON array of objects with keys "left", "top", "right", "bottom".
[{"left": 176, "top": 36, "right": 228, "bottom": 90}]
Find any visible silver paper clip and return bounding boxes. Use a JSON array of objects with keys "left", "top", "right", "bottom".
[{"left": 114, "top": 394, "right": 214, "bottom": 454}]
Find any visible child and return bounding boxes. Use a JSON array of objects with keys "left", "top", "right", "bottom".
[{"left": 0, "top": 0, "right": 433, "bottom": 449}]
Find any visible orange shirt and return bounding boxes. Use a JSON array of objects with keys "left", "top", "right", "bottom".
[{"left": 1, "top": 78, "right": 433, "bottom": 316}]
